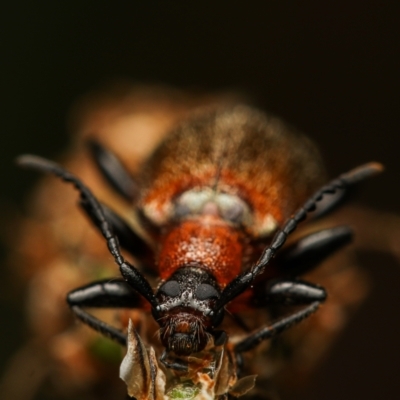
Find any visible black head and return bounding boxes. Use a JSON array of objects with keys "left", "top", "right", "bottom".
[{"left": 154, "top": 266, "right": 223, "bottom": 355}]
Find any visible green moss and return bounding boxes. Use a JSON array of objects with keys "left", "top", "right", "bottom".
[{"left": 167, "top": 382, "right": 200, "bottom": 399}]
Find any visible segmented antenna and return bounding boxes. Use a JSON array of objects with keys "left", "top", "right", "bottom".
[
  {"left": 213, "top": 162, "right": 383, "bottom": 313},
  {"left": 16, "top": 155, "right": 158, "bottom": 309}
]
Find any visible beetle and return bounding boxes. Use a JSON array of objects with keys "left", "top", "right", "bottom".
[{"left": 17, "top": 104, "right": 382, "bottom": 398}]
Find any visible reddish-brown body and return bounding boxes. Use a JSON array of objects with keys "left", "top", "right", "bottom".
[
  {"left": 136, "top": 105, "right": 326, "bottom": 293},
  {"left": 158, "top": 217, "right": 244, "bottom": 285}
]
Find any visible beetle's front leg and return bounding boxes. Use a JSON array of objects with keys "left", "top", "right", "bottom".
[
  {"left": 234, "top": 279, "right": 326, "bottom": 353},
  {"left": 67, "top": 279, "right": 145, "bottom": 346},
  {"left": 276, "top": 225, "right": 353, "bottom": 276}
]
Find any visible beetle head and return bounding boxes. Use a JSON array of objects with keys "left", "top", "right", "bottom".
[{"left": 154, "top": 266, "right": 223, "bottom": 355}]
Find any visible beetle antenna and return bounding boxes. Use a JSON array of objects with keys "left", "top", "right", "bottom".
[
  {"left": 212, "top": 162, "right": 383, "bottom": 314},
  {"left": 16, "top": 154, "right": 159, "bottom": 309}
]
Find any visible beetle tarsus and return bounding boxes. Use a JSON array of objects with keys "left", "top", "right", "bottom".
[{"left": 234, "top": 301, "right": 321, "bottom": 354}]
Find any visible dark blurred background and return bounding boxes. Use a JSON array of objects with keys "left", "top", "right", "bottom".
[{"left": 1, "top": 2, "right": 399, "bottom": 399}]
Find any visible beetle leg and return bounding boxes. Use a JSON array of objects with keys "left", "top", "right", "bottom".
[
  {"left": 276, "top": 225, "right": 353, "bottom": 276},
  {"left": 17, "top": 155, "right": 159, "bottom": 310},
  {"left": 234, "top": 302, "right": 320, "bottom": 353},
  {"left": 67, "top": 279, "right": 144, "bottom": 308},
  {"left": 234, "top": 279, "right": 326, "bottom": 353},
  {"left": 67, "top": 279, "right": 144, "bottom": 346},
  {"left": 80, "top": 200, "right": 154, "bottom": 265},
  {"left": 70, "top": 306, "right": 127, "bottom": 346},
  {"left": 213, "top": 162, "right": 382, "bottom": 315},
  {"left": 263, "top": 279, "right": 327, "bottom": 306},
  {"left": 88, "top": 139, "right": 138, "bottom": 201}
]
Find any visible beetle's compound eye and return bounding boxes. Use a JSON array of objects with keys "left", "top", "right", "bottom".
[
  {"left": 159, "top": 280, "right": 181, "bottom": 297},
  {"left": 195, "top": 283, "right": 219, "bottom": 300}
]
